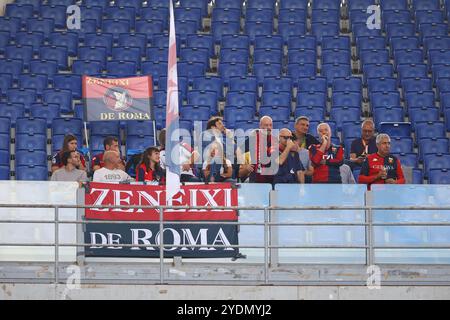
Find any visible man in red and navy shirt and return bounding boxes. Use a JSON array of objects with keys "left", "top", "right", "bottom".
[
  {"left": 358, "top": 133, "right": 405, "bottom": 189},
  {"left": 309, "top": 122, "right": 344, "bottom": 183},
  {"left": 91, "top": 136, "right": 126, "bottom": 172}
]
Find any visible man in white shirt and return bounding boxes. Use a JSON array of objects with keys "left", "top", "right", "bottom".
[{"left": 93, "top": 150, "right": 132, "bottom": 183}]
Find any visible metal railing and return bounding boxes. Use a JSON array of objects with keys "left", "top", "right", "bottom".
[{"left": 2, "top": 202, "right": 450, "bottom": 285}]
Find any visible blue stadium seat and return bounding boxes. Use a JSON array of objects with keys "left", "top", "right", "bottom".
[
  {"left": 0, "top": 103, "right": 25, "bottom": 126},
  {"left": 341, "top": 121, "right": 362, "bottom": 139},
  {"left": 402, "top": 78, "right": 432, "bottom": 93},
  {"left": 379, "top": 122, "right": 412, "bottom": 137},
  {"left": 221, "top": 35, "right": 249, "bottom": 50},
  {"left": 321, "top": 63, "right": 351, "bottom": 85},
  {"left": 118, "top": 33, "right": 147, "bottom": 55},
  {"left": 297, "top": 91, "right": 326, "bottom": 108},
  {"left": 382, "top": 9, "right": 412, "bottom": 27},
  {"left": 415, "top": 121, "right": 446, "bottom": 140},
  {"left": 360, "top": 49, "right": 390, "bottom": 65},
  {"left": 259, "top": 106, "right": 290, "bottom": 121},
  {"left": 351, "top": 22, "right": 382, "bottom": 40},
  {"left": 245, "top": 21, "right": 273, "bottom": 41},
  {"left": 226, "top": 91, "right": 256, "bottom": 108},
  {"left": 42, "top": 89, "right": 73, "bottom": 114},
  {"left": 90, "top": 121, "right": 120, "bottom": 137},
  {"left": 5, "top": 45, "right": 33, "bottom": 69},
  {"left": 373, "top": 107, "right": 404, "bottom": 129},
  {"left": 437, "top": 80, "right": 450, "bottom": 96},
  {"left": 105, "top": 6, "right": 136, "bottom": 27},
  {"left": 311, "top": 8, "right": 339, "bottom": 23},
  {"left": 278, "top": 8, "right": 307, "bottom": 23},
  {"left": 52, "top": 117, "right": 83, "bottom": 137},
  {"left": 348, "top": 0, "right": 374, "bottom": 10},
  {"left": 0, "top": 31, "right": 10, "bottom": 54},
  {"left": 322, "top": 36, "right": 351, "bottom": 50},
  {"left": 393, "top": 152, "right": 419, "bottom": 168},
  {"left": 429, "top": 49, "right": 450, "bottom": 69},
  {"left": 288, "top": 35, "right": 316, "bottom": 50},
  {"left": 39, "top": 45, "right": 68, "bottom": 70},
  {"left": 419, "top": 138, "right": 449, "bottom": 161},
  {"left": 72, "top": 60, "right": 103, "bottom": 76},
  {"left": 432, "top": 64, "right": 450, "bottom": 84},
  {"left": 272, "top": 120, "right": 295, "bottom": 131},
  {"left": 84, "top": 33, "right": 114, "bottom": 56},
  {"left": 186, "top": 34, "right": 214, "bottom": 57},
  {"left": 140, "top": 7, "right": 168, "bottom": 27},
  {"left": 294, "top": 106, "right": 325, "bottom": 122},
  {"left": 212, "top": 21, "right": 241, "bottom": 43},
  {"left": 412, "top": 168, "right": 423, "bottom": 184},
  {"left": 15, "top": 117, "right": 46, "bottom": 136},
  {"left": 356, "top": 36, "right": 386, "bottom": 53},
  {"left": 424, "top": 36, "right": 450, "bottom": 53},
  {"left": 175, "top": 20, "right": 199, "bottom": 41},
  {"left": 363, "top": 64, "right": 394, "bottom": 84},
  {"left": 224, "top": 106, "right": 255, "bottom": 128},
  {"left": 15, "top": 150, "right": 47, "bottom": 167},
  {"left": 6, "top": 88, "right": 37, "bottom": 111},
  {"left": 333, "top": 77, "right": 362, "bottom": 93},
  {"left": 415, "top": 10, "right": 445, "bottom": 26},
  {"left": 228, "top": 76, "right": 258, "bottom": 93},
  {"left": 279, "top": 0, "right": 308, "bottom": 9},
  {"left": 29, "top": 60, "right": 58, "bottom": 80},
  {"left": 330, "top": 107, "right": 361, "bottom": 129},
  {"left": 446, "top": 109, "right": 450, "bottom": 132},
  {"left": 332, "top": 91, "right": 362, "bottom": 108},
  {"left": 394, "top": 49, "right": 423, "bottom": 67},
  {"left": 0, "top": 117, "right": 11, "bottom": 135},
  {"left": 220, "top": 48, "right": 249, "bottom": 64},
  {"left": 390, "top": 36, "right": 420, "bottom": 54},
  {"left": 311, "top": 22, "right": 339, "bottom": 44},
  {"left": 187, "top": 90, "right": 218, "bottom": 111},
  {"left": 192, "top": 76, "right": 224, "bottom": 99},
  {"left": 126, "top": 120, "right": 156, "bottom": 137},
  {"left": 247, "top": 0, "right": 275, "bottom": 10},
  {"left": 428, "top": 169, "right": 450, "bottom": 184},
  {"left": 380, "top": 0, "right": 408, "bottom": 10},
  {"left": 412, "top": 0, "right": 440, "bottom": 10},
  {"left": 180, "top": 0, "right": 209, "bottom": 17},
  {"left": 153, "top": 90, "right": 167, "bottom": 106},
  {"left": 152, "top": 106, "right": 165, "bottom": 130},
  {"left": 263, "top": 77, "right": 293, "bottom": 93},
  {"left": 246, "top": 8, "right": 274, "bottom": 23},
  {"left": 53, "top": 74, "right": 80, "bottom": 99},
  {"left": 252, "top": 62, "right": 282, "bottom": 84},
  {"left": 313, "top": 0, "right": 340, "bottom": 10},
  {"left": 215, "top": 0, "right": 242, "bottom": 9},
  {"left": 15, "top": 32, "right": 44, "bottom": 55},
  {"left": 409, "top": 107, "right": 440, "bottom": 127},
  {"left": 287, "top": 63, "right": 316, "bottom": 80},
  {"left": 262, "top": 91, "right": 291, "bottom": 107},
  {"left": 424, "top": 154, "right": 450, "bottom": 175},
  {"left": 178, "top": 61, "right": 206, "bottom": 80},
  {"left": 297, "top": 76, "right": 327, "bottom": 93},
  {"left": 0, "top": 150, "right": 9, "bottom": 167},
  {"left": 0, "top": 17, "right": 21, "bottom": 37},
  {"left": 18, "top": 74, "right": 48, "bottom": 95},
  {"left": 106, "top": 60, "right": 137, "bottom": 77},
  {"left": 112, "top": 47, "right": 142, "bottom": 66},
  {"left": 367, "top": 77, "right": 398, "bottom": 93},
  {"left": 288, "top": 49, "right": 316, "bottom": 65},
  {"left": 5, "top": 3, "right": 34, "bottom": 20},
  {"left": 386, "top": 22, "right": 415, "bottom": 39},
  {"left": 102, "top": 19, "right": 131, "bottom": 40},
  {"left": 212, "top": 7, "right": 241, "bottom": 23},
  {"left": 39, "top": 4, "right": 66, "bottom": 28},
  {"left": 397, "top": 63, "right": 428, "bottom": 80},
  {"left": 146, "top": 47, "right": 168, "bottom": 63},
  {"left": 180, "top": 105, "right": 212, "bottom": 121},
  {"left": 0, "top": 74, "right": 12, "bottom": 93},
  {"left": 371, "top": 91, "right": 401, "bottom": 109},
  {"left": 158, "top": 76, "right": 188, "bottom": 101},
  {"left": 0, "top": 132, "right": 10, "bottom": 152},
  {"left": 84, "top": 0, "right": 109, "bottom": 9},
  {"left": 16, "top": 165, "right": 48, "bottom": 181},
  {"left": 15, "top": 134, "right": 47, "bottom": 152},
  {"left": 71, "top": 19, "right": 97, "bottom": 41},
  {"left": 405, "top": 91, "right": 435, "bottom": 109},
  {"left": 79, "top": 6, "right": 103, "bottom": 28},
  {"left": 219, "top": 62, "right": 248, "bottom": 82},
  {"left": 30, "top": 103, "right": 60, "bottom": 127},
  {"left": 254, "top": 48, "right": 283, "bottom": 64},
  {"left": 0, "top": 59, "right": 23, "bottom": 80},
  {"left": 278, "top": 22, "right": 306, "bottom": 42},
  {"left": 78, "top": 46, "right": 107, "bottom": 66},
  {"left": 26, "top": 18, "right": 54, "bottom": 40}
]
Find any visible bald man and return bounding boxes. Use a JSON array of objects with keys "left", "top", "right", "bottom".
[
  {"left": 274, "top": 128, "right": 305, "bottom": 184},
  {"left": 93, "top": 150, "right": 132, "bottom": 183}
]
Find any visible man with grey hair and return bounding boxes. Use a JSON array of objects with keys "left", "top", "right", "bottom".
[
  {"left": 349, "top": 119, "right": 377, "bottom": 170},
  {"left": 294, "top": 116, "right": 319, "bottom": 183},
  {"left": 358, "top": 133, "right": 405, "bottom": 189},
  {"left": 309, "top": 122, "right": 345, "bottom": 183}
]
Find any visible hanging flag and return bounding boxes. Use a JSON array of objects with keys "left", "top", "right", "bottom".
[
  {"left": 82, "top": 76, "right": 153, "bottom": 122},
  {"left": 165, "top": 0, "right": 181, "bottom": 203}
]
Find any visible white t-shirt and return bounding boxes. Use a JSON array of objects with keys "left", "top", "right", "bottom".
[{"left": 93, "top": 167, "right": 132, "bottom": 183}]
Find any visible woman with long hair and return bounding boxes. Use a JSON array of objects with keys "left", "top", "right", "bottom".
[
  {"left": 51, "top": 134, "right": 86, "bottom": 173},
  {"left": 135, "top": 146, "right": 165, "bottom": 184}
]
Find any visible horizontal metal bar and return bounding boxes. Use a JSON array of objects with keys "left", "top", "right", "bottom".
[{"left": 0, "top": 204, "right": 450, "bottom": 210}]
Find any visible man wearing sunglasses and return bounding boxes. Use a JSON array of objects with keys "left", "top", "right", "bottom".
[{"left": 274, "top": 128, "right": 305, "bottom": 184}]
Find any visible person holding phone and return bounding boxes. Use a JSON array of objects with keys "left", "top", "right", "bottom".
[{"left": 349, "top": 119, "right": 377, "bottom": 170}]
